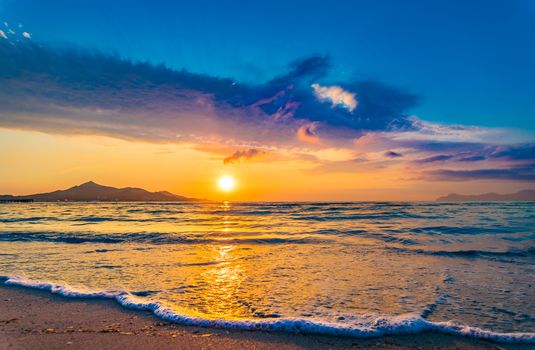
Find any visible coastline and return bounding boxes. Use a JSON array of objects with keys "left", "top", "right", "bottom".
[{"left": 0, "top": 285, "right": 530, "bottom": 350}]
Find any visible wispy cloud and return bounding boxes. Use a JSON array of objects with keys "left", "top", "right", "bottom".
[
  {"left": 413, "top": 154, "right": 454, "bottom": 164},
  {"left": 297, "top": 123, "right": 320, "bottom": 144},
  {"left": 384, "top": 151, "right": 403, "bottom": 158},
  {"left": 223, "top": 148, "right": 265, "bottom": 164},
  {"left": 425, "top": 165, "right": 535, "bottom": 182},
  {"left": 311, "top": 84, "right": 357, "bottom": 112}
]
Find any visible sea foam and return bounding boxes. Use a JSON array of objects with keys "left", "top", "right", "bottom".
[{"left": 1, "top": 275, "right": 534, "bottom": 344}]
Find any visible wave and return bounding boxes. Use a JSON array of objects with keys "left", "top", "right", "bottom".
[
  {"left": 0, "top": 216, "right": 60, "bottom": 223},
  {"left": 410, "top": 225, "right": 518, "bottom": 235},
  {"left": 392, "top": 246, "right": 535, "bottom": 259},
  {"left": 1, "top": 275, "right": 534, "bottom": 344},
  {"left": 425, "top": 247, "right": 535, "bottom": 258},
  {"left": 0, "top": 215, "right": 207, "bottom": 224},
  {"left": 289, "top": 212, "right": 428, "bottom": 221},
  {"left": 0, "top": 231, "right": 324, "bottom": 245}
]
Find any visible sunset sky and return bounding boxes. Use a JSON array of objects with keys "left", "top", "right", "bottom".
[{"left": 1, "top": 0, "right": 535, "bottom": 201}]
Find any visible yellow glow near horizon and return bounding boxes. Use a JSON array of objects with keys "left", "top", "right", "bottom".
[
  {"left": 217, "top": 175, "right": 236, "bottom": 193},
  {"left": 1, "top": 128, "right": 525, "bottom": 202}
]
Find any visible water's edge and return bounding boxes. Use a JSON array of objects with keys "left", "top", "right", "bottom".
[{"left": 1, "top": 275, "right": 534, "bottom": 344}]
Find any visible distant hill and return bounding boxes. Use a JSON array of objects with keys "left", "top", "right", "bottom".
[
  {"left": 0, "top": 181, "right": 200, "bottom": 202},
  {"left": 436, "top": 189, "right": 535, "bottom": 202}
]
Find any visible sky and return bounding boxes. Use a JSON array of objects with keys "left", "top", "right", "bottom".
[{"left": 0, "top": 0, "right": 534, "bottom": 201}]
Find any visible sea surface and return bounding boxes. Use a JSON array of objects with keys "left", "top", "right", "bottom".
[{"left": 0, "top": 202, "right": 534, "bottom": 343}]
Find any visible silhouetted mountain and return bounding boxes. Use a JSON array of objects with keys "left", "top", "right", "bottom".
[
  {"left": 0, "top": 181, "right": 200, "bottom": 202},
  {"left": 436, "top": 190, "right": 535, "bottom": 202}
]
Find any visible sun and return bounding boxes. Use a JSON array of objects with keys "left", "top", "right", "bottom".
[{"left": 217, "top": 175, "right": 236, "bottom": 192}]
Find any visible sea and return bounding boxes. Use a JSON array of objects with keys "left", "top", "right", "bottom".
[{"left": 0, "top": 201, "right": 534, "bottom": 343}]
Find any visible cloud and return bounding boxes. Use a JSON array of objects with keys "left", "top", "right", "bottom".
[
  {"left": 283, "top": 55, "right": 330, "bottom": 81},
  {"left": 0, "top": 42, "right": 419, "bottom": 149},
  {"left": 223, "top": 148, "right": 265, "bottom": 164},
  {"left": 457, "top": 155, "right": 486, "bottom": 162},
  {"left": 392, "top": 116, "right": 529, "bottom": 144},
  {"left": 1, "top": 38, "right": 534, "bottom": 186},
  {"left": 414, "top": 154, "right": 454, "bottom": 164},
  {"left": 22, "top": 32, "right": 31, "bottom": 39},
  {"left": 384, "top": 151, "right": 403, "bottom": 158},
  {"left": 490, "top": 143, "right": 535, "bottom": 161},
  {"left": 425, "top": 165, "right": 535, "bottom": 182},
  {"left": 297, "top": 123, "right": 320, "bottom": 144},
  {"left": 335, "top": 119, "right": 535, "bottom": 180},
  {"left": 311, "top": 84, "right": 357, "bottom": 112}
]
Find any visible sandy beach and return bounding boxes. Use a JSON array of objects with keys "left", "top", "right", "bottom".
[{"left": 1, "top": 285, "right": 530, "bottom": 350}]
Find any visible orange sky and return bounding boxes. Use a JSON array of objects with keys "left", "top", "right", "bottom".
[{"left": 0, "top": 128, "right": 528, "bottom": 201}]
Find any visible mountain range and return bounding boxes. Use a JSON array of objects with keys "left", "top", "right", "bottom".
[
  {"left": 436, "top": 189, "right": 535, "bottom": 202},
  {"left": 0, "top": 181, "right": 200, "bottom": 202}
]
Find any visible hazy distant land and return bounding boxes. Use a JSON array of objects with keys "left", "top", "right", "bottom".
[
  {"left": 436, "top": 189, "right": 535, "bottom": 202},
  {"left": 2, "top": 182, "right": 535, "bottom": 202},
  {"left": 0, "top": 181, "right": 200, "bottom": 202}
]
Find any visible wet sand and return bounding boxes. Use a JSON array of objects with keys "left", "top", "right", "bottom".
[{"left": 0, "top": 285, "right": 530, "bottom": 350}]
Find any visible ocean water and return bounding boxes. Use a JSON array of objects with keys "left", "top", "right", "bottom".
[{"left": 0, "top": 202, "right": 534, "bottom": 343}]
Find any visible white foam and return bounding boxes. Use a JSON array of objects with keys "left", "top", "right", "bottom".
[{"left": 2, "top": 275, "right": 534, "bottom": 344}]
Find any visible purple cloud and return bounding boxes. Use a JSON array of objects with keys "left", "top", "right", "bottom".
[
  {"left": 414, "top": 154, "right": 454, "bottom": 164},
  {"left": 425, "top": 165, "right": 535, "bottom": 182},
  {"left": 384, "top": 151, "right": 403, "bottom": 158},
  {"left": 223, "top": 148, "right": 265, "bottom": 164},
  {"left": 0, "top": 40, "right": 420, "bottom": 148},
  {"left": 1, "top": 38, "right": 534, "bottom": 186}
]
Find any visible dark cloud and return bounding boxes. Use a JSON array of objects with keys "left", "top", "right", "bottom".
[
  {"left": 276, "top": 55, "right": 330, "bottom": 82},
  {"left": 289, "top": 80, "right": 418, "bottom": 132},
  {"left": 490, "top": 144, "right": 535, "bottom": 161},
  {"left": 402, "top": 140, "right": 489, "bottom": 153},
  {"left": 425, "top": 164, "right": 535, "bottom": 182},
  {"left": 0, "top": 40, "right": 419, "bottom": 147},
  {"left": 414, "top": 154, "right": 454, "bottom": 164},
  {"left": 384, "top": 151, "right": 403, "bottom": 158},
  {"left": 382, "top": 138, "right": 535, "bottom": 166},
  {"left": 457, "top": 155, "right": 487, "bottom": 162},
  {"left": 223, "top": 148, "right": 265, "bottom": 164},
  {"left": 415, "top": 143, "right": 535, "bottom": 164}
]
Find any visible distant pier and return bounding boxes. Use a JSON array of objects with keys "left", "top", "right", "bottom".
[{"left": 0, "top": 199, "right": 34, "bottom": 203}]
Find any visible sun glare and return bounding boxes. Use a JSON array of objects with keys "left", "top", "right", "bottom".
[{"left": 218, "top": 175, "right": 236, "bottom": 192}]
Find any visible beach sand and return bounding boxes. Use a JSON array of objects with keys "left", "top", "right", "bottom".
[{"left": 0, "top": 285, "right": 530, "bottom": 350}]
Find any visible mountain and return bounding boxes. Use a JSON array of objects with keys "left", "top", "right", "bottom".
[
  {"left": 436, "top": 189, "right": 535, "bottom": 202},
  {"left": 0, "top": 181, "right": 200, "bottom": 202}
]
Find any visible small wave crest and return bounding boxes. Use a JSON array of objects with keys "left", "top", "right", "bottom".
[
  {"left": 0, "top": 231, "right": 324, "bottom": 245},
  {"left": 1, "top": 275, "right": 534, "bottom": 344},
  {"left": 390, "top": 246, "right": 535, "bottom": 259}
]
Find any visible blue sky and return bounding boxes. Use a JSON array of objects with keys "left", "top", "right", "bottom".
[
  {"left": 1, "top": 0, "right": 535, "bottom": 198},
  {"left": 2, "top": 0, "right": 535, "bottom": 129}
]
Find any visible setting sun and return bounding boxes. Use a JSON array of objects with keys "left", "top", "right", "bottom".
[{"left": 217, "top": 175, "right": 236, "bottom": 192}]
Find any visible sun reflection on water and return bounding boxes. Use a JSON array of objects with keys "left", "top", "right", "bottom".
[{"left": 197, "top": 244, "right": 248, "bottom": 318}]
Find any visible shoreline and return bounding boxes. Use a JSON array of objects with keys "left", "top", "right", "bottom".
[{"left": 1, "top": 285, "right": 531, "bottom": 350}]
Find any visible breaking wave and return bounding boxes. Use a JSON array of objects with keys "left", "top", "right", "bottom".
[{"left": 1, "top": 275, "right": 534, "bottom": 344}]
